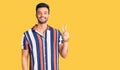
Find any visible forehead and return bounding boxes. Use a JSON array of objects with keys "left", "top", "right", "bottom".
[{"left": 37, "top": 7, "right": 48, "bottom": 12}]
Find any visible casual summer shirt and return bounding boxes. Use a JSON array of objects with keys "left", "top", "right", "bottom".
[{"left": 21, "top": 25, "right": 63, "bottom": 70}]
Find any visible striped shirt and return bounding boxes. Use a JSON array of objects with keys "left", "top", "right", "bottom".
[{"left": 21, "top": 25, "right": 63, "bottom": 70}]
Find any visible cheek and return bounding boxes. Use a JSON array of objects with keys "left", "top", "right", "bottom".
[
  {"left": 46, "top": 15, "right": 49, "bottom": 18},
  {"left": 36, "top": 14, "right": 41, "bottom": 18},
  {"left": 38, "top": 15, "right": 41, "bottom": 18}
]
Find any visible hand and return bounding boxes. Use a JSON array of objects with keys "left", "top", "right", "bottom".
[{"left": 62, "top": 24, "right": 69, "bottom": 42}]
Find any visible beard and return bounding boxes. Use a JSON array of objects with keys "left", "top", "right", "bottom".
[{"left": 37, "top": 16, "right": 48, "bottom": 24}]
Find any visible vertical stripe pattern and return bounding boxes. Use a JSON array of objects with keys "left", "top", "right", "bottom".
[
  {"left": 28, "top": 29, "right": 38, "bottom": 70},
  {"left": 21, "top": 25, "right": 63, "bottom": 70}
]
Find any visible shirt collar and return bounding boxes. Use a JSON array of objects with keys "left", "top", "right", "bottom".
[{"left": 32, "top": 24, "right": 50, "bottom": 37}]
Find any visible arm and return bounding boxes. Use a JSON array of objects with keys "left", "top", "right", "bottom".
[
  {"left": 59, "top": 24, "right": 69, "bottom": 58},
  {"left": 22, "top": 49, "right": 29, "bottom": 70},
  {"left": 59, "top": 41, "right": 68, "bottom": 58},
  {"left": 21, "top": 33, "right": 29, "bottom": 70}
]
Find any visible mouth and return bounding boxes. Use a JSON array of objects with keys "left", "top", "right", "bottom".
[
  {"left": 37, "top": 16, "right": 48, "bottom": 24},
  {"left": 40, "top": 16, "right": 46, "bottom": 19},
  {"left": 40, "top": 17, "right": 46, "bottom": 20}
]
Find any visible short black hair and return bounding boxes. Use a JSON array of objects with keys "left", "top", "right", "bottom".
[{"left": 36, "top": 3, "right": 50, "bottom": 14}]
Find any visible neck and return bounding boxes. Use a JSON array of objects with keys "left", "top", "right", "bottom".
[
  {"left": 37, "top": 23, "right": 47, "bottom": 30},
  {"left": 37, "top": 23, "right": 48, "bottom": 35}
]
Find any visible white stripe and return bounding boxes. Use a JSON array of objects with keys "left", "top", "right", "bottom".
[
  {"left": 24, "top": 33, "right": 32, "bottom": 51},
  {"left": 28, "top": 29, "right": 38, "bottom": 70},
  {"left": 59, "top": 35, "right": 63, "bottom": 44},
  {"left": 47, "top": 30, "right": 51, "bottom": 70}
]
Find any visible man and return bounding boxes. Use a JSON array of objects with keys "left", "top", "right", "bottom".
[{"left": 21, "top": 3, "right": 69, "bottom": 70}]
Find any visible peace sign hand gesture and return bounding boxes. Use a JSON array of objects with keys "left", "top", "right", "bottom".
[{"left": 62, "top": 24, "right": 69, "bottom": 42}]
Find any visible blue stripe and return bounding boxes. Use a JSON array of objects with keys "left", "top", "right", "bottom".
[
  {"left": 25, "top": 31, "right": 35, "bottom": 67},
  {"left": 45, "top": 31, "right": 48, "bottom": 70},
  {"left": 32, "top": 30, "right": 41, "bottom": 70},
  {"left": 25, "top": 31, "right": 33, "bottom": 51},
  {"left": 58, "top": 30, "right": 63, "bottom": 70},
  {"left": 58, "top": 30, "right": 63, "bottom": 44},
  {"left": 55, "top": 29, "right": 57, "bottom": 70},
  {"left": 23, "top": 34, "right": 27, "bottom": 49},
  {"left": 49, "top": 27, "right": 54, "bottom": 70}
]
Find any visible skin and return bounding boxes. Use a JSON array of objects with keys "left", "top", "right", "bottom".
[{"left": 22, "top": 7, "right": 69, "bottom": 70}]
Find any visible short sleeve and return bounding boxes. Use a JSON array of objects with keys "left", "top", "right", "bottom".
[
  {"left": 58, "top": 30, "right": 63, "bottom": 44},
  {"left": 21, "top": 33, "right": 29, "bottom": 50}
]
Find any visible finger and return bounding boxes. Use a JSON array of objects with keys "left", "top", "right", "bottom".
[
  {"left": 62, "top": 25, "right": 65, "bottom": 32},
  {"left": 62, "top": 24, "right": 67, "bottom": 32},
  {"left": 64, "top": 24, "right": 67, "bottom": 31}
]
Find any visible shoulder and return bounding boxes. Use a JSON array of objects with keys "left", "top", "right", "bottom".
[
  {"left": 23, "top": 27, "right": 34, "bottom": 34},
  {"left": 48, "top": 25, "right": 60, "bottom": 31},
  {"left": 48, "top": 26, "right": 62, "bottom": 37}
]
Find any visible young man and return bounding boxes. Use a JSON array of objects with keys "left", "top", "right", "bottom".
[{"left": 21, "top": 3, "right": 69, "bottom": 70}]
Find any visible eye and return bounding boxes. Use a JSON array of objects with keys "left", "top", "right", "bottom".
[
  {"left": 44, "top": 11, "right": 48, "bottom": 14},
  {"left": 37, "top": 11, "right": 42, "bottom": 15}
]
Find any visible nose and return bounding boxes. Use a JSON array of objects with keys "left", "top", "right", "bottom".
[{"left": 41, "top": 13, "right": 45, "bottom": 17}]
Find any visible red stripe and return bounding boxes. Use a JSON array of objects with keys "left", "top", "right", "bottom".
[
  {"left": 25, "top": 40, "right": 29, "bottom": 49},
  {"left": 37, "top": 34, "right": 44, "bottom": 70},
  {"left": 53, "top": 29, "right": 57, "bottom": 70}
]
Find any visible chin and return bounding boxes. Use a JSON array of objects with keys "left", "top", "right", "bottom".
[{"left": 38, "top": 21, "right": 46, "bottom": 24}]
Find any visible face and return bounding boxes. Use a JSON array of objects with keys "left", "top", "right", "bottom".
[{"left": 36, "top": 7, "right": 49, "bottom": 24}]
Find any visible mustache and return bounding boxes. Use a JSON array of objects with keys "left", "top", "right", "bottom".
[{"left": 39, "top": 16, "right": 46, "bottom": 19}]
